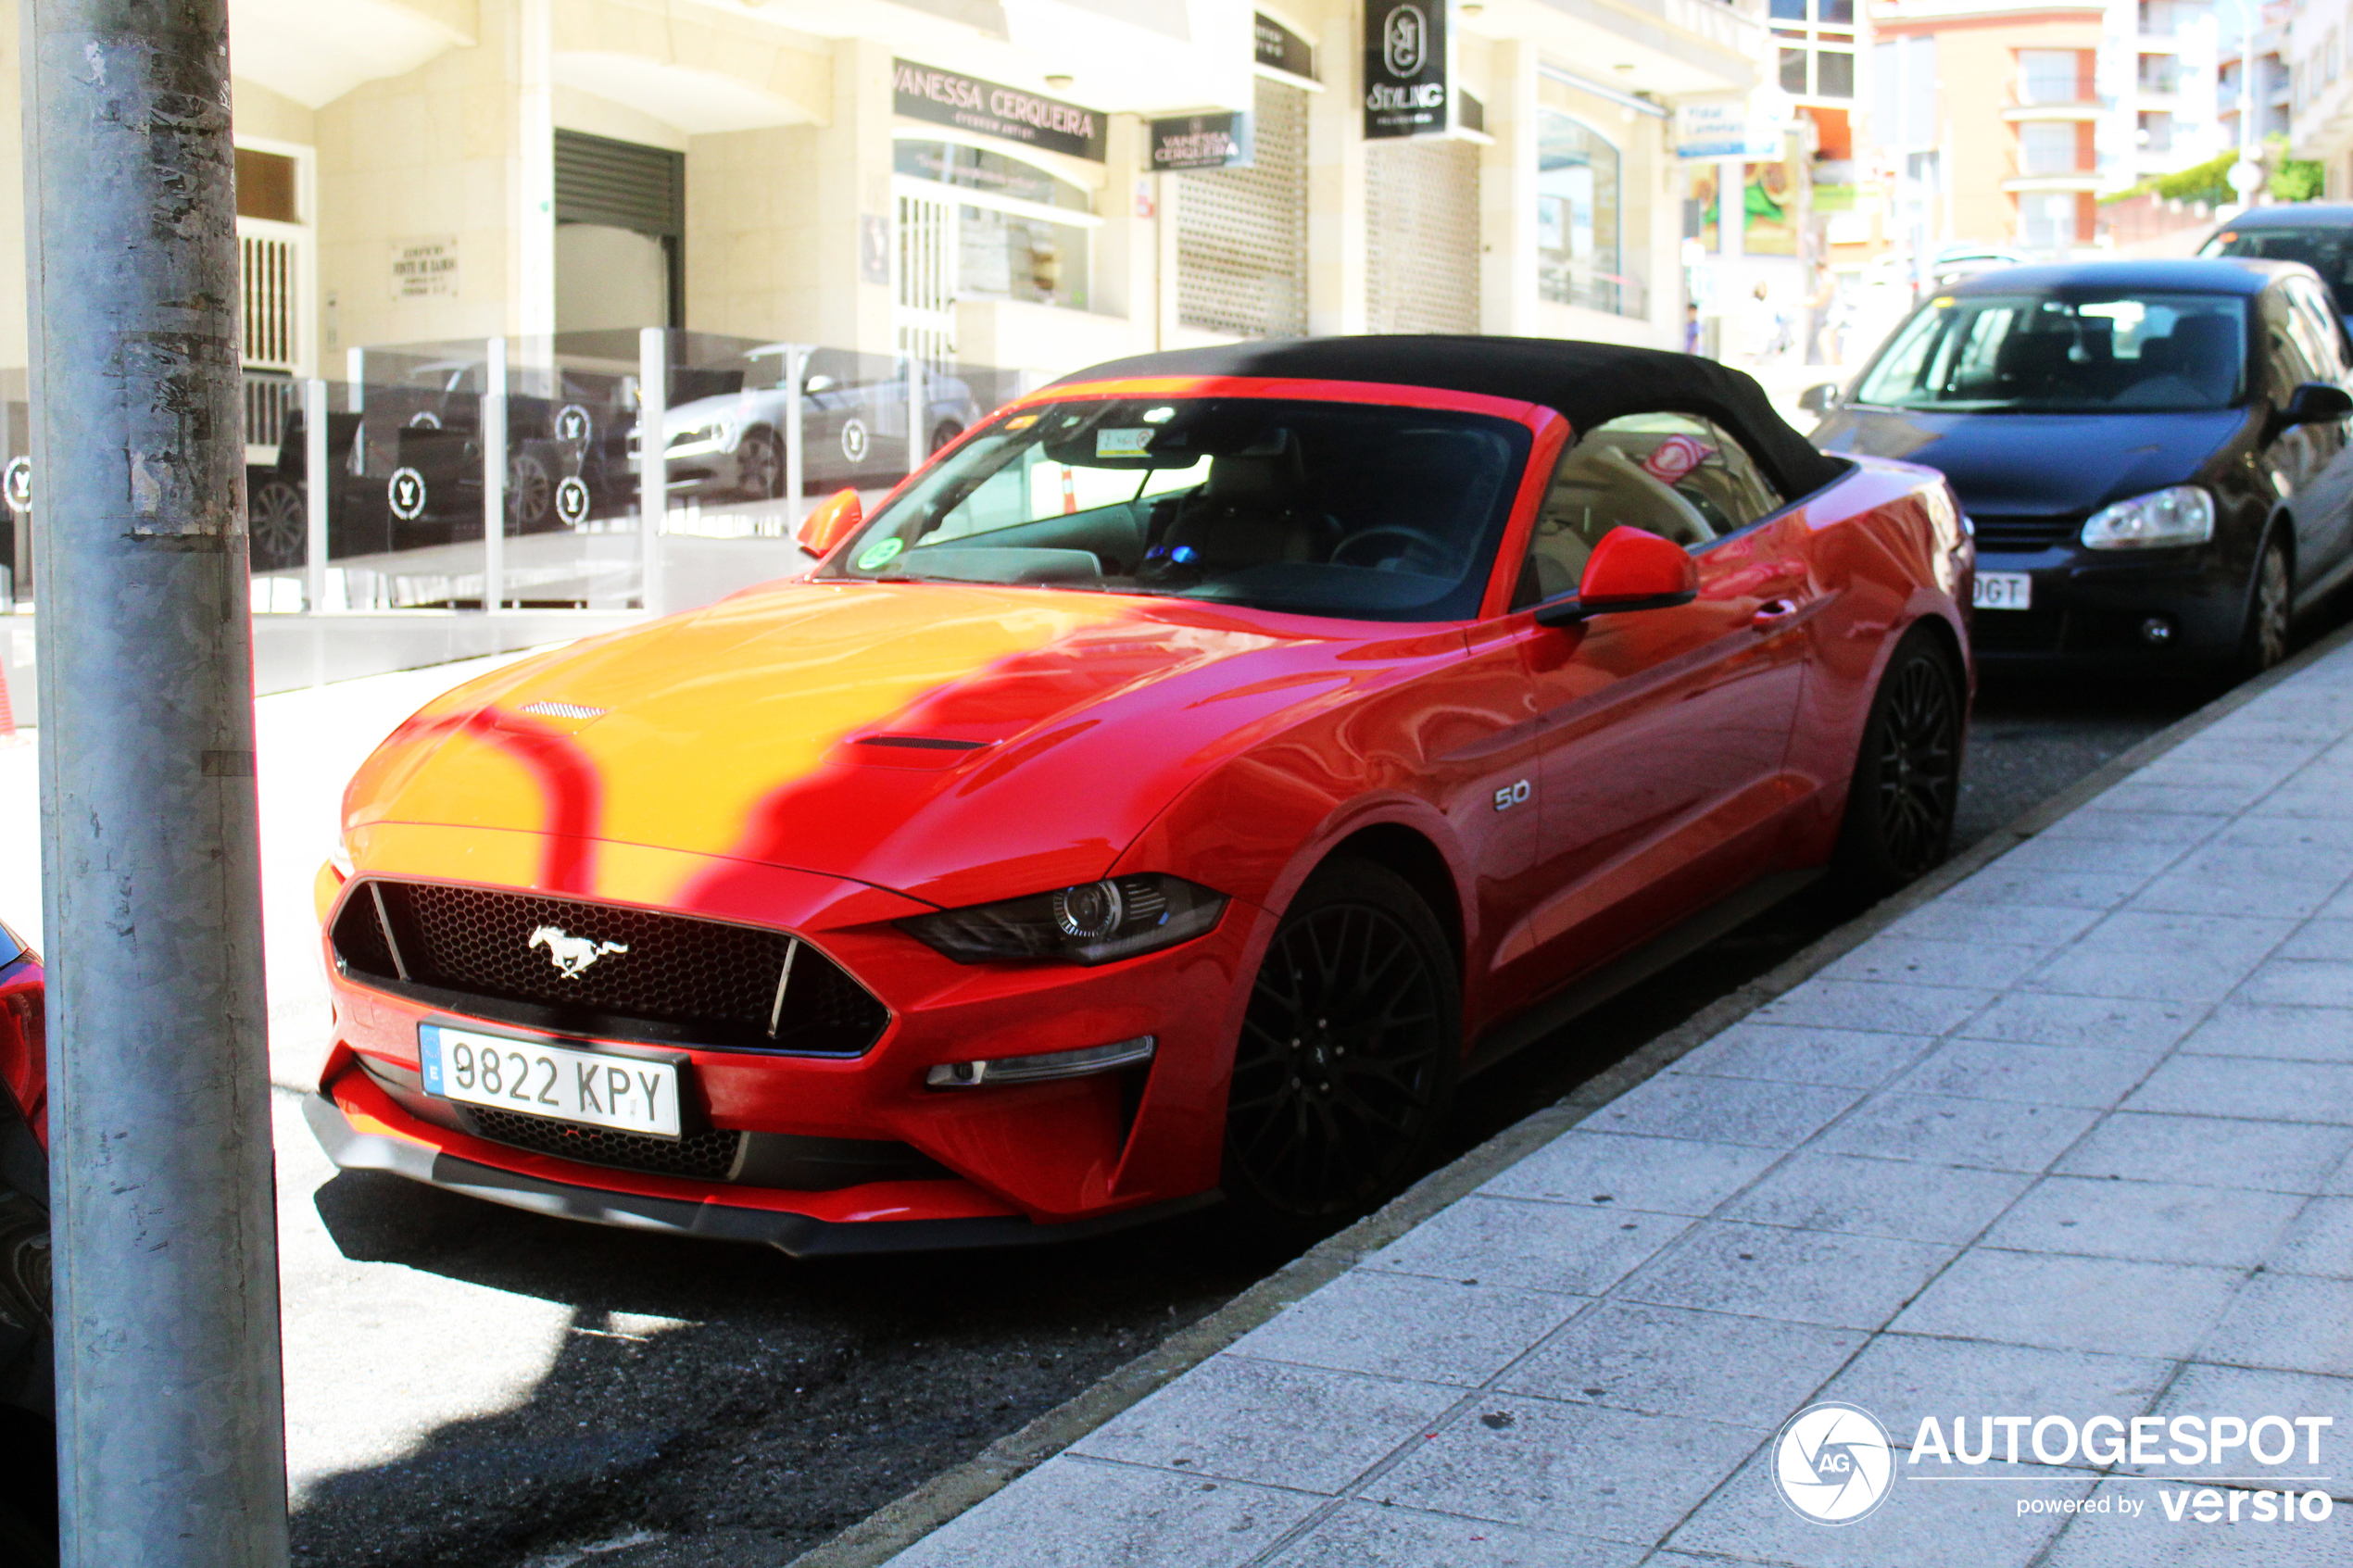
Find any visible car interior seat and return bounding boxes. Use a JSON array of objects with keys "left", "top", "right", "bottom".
[
  {"left": 1139, "top": 431, "right": 1340, "bottom": 581},
  {"left": 1544, "top": 441, "right": 1715, "bottom": 548}
]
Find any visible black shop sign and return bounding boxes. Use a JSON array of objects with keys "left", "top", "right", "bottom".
[
  {"left": 1255, "top": 12, "right": 1315, "bottom": 82},
  {"left": 893, "top": 59, "right": 1107, "bottom": 162},
  {"left": 1363, "top": 0, "right": 1450, "bottom": 140},
  {"left": 1151, "top": 113, "right": 1253, "bottom": 171}
]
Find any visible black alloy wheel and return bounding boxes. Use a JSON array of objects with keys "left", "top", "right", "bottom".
[
  {"left": 1222, "top": 859, "right": 1460, "bottom": 1232},
  {"left": 247, "top": 478, "right": 307, "bottom": 571},
  {"left": 930, "top": 420, "right": 965, "bottom": 459},
  {"left": 507, "top": 450, "right": 552, "bottom": 533},
  {"left": 737, "top": 428, "right": 785, "bottom": 499},
  {"left": 2238, "top": 533, "right": 2293, "bottom": 679},
  {"left": 1833, "top": 628, "right": 1964, "bottom": 897}
]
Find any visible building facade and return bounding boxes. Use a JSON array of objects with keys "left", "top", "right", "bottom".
[
  {"left": 1864, "top": 0, "right": 2223, "bottom": 255},
  {"left": 0, "top": 0, "right": 1771, "bottom": 403}
]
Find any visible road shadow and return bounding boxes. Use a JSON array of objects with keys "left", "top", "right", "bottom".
[{"left": 295, "top": 1170, "right": 1287, "bottom": 1568}]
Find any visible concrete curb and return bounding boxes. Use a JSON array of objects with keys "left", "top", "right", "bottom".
[{"left": 784, "top": 620, "right": 2353, "bottom": 1568}]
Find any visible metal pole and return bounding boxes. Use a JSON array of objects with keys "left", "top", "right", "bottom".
[
  {"left": 637, "top": 327, "right": 665, "bottom": 614},
  {"left": 21, "top": 0, "right": 289, "bottom": 1562},
  {"left": 783, "top": 345, "right": 805, "bottom": 527},
  {"left": 904, "top": 352, "right": 925, "bottom": 478},
  {"left": 483, "top": 336, "right": 506, "bottom": 612},
  {"left": 303, "top": 377, "right": 328, "bottom": 613}
]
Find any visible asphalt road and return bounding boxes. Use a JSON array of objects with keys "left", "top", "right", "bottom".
[{"left": 280, "top": 667, "right": 2214, "bottom": 1568}]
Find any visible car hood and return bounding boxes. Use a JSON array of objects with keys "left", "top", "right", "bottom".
[
  {"left": 345, "top": 582, "right": 1426, "bottom": 910},
  {"left": 662, "top": 389, "right": 781, "bottom": 435},
  {"left": 1813, "top": 406, "right": 2248, "bottom": 517}
]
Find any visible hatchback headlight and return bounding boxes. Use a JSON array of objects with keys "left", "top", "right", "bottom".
[
  {"left": 2081, "top": 486, "right": 2215, "bottom": 551},
  {"left": 666, "top": 420, "right": 736, "bottom": 454},
  {"left": 900, "top": 874, "right": 1227, "bottom": 965}
]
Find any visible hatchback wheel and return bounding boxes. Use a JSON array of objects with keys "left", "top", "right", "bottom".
[
  {"left": 737, "top": 428, "right": 784, "bottom": 499},
  {"left": 1222, "top": 859, "right": 1459, "bottom": 1232},
  {"left": 2238, "top": 533, "right": 2292, "bottom": 679},
  {"left": 248, "top": 478, "right": 306, "bottom": 571},
  {"left": 1833, "top": 628, "right": 1963, "bottom": 898}
]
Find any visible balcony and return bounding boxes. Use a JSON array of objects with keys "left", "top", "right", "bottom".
[{"left": 2007, "top": 70, "right": 2100, "bottom": 119}]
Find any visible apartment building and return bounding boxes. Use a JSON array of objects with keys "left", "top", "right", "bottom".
[
  {"left": 1865, "top": 0, "right": 2222, "bottom": 253},
  {"left": 2291, "top": 0, "right": 2353, "bottom": 192}
]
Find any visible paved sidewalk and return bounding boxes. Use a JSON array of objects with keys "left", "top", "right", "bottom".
[{"left": 876, "top": 646, "right": 2353, "bottom": 1568}]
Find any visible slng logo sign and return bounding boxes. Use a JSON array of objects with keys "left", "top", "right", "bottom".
[{"left": 1774, "top": 1403, "right": 1894, "bottom": 1525}]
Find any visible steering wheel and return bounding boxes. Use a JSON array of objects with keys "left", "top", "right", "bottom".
[{"left": 1332, "top": 524, "right": 1452, "bottom": 572}]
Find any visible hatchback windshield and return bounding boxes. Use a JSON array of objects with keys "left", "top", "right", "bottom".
[
  {"left": 2200, "top": 226, "right": 2353, "bottom": 316},
  {"left": 819, "top": 396, "right": 1532, "bottom": 621},
  {"left": 1853, "top": 293, "right": 2248, "bottom": 413}
]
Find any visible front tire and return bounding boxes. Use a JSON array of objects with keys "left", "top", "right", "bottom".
[
  {"left": 1831, "top": 626, "right": 1964, "bottom": 899},
  {"left": 1222, "top": 858, "right": 1460, "bottom": 1234},
  {"left": 248, "top": 478, "right": 307, "bottom": 571},
  {"left": 2236, "top": 530, "right": 2292, "bottom": 680},
  {"left": 736, "top": 428, "right": 785, "bottom": 500}
]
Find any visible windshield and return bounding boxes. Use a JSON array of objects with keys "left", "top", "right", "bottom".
[
  {"left": 1853, "top": 292, "right": 2248, "bottom": 413},
  {"left": 2201, "top": 226, "right": 2353, "bottom": 316},
  {"left": 818, "top": 396, "right": 1532, "bottom": 621}
]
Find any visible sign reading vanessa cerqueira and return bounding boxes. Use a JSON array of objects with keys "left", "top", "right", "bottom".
[{"left": 892, "top": 60, "right": 1106, "bottom": 162}]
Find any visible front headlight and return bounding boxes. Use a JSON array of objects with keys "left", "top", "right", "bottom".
[
  {"left": 900, "top": 874, "right": 1227, "bottom": 965},
  {"left": 329, "top": 833, "right": 354, "bottom": 878},
  {"left": 666, "top": 420, "right": 735, "bottom": 453},
  {"left": 2081, "top": 486, "right": 2215, "bottom": 550}
]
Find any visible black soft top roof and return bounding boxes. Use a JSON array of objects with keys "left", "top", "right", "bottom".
[{"left": 1048, "top": 334, "right": 1849, "bottom": 501}]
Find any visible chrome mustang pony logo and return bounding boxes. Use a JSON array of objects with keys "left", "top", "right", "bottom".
[{"left": 529, "top": 925, "right": 629, "bottom": 978}]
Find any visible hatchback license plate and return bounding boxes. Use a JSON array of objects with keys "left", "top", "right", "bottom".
[
  {"left": 1973, "top": 571, "right": 2032, "bottom": 611},
  {"left": 419, "top": 1023, "right": 682, "bottom": 1137}
]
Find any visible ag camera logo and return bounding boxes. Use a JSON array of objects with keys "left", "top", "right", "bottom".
[{"left": 1774, "top": 1402, "right": 1894, "bottom": 1525}]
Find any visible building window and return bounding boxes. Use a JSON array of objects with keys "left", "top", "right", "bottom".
[
  {"left": 2137, "top": 110, "right": 2174, "bottom": 152},
  {"left": 2017, "top": 48, "right": 2087, "bottom": 105},
  {"left": 2019, "top": 191, "right": 2078, "bottom": 249},
  {"left": 1770, "top": 0, "right": 1859, "bottom": 101},
  {"left": 2019, "top": 121, "right": 2079, "bottom": 175},
  {"left": 1535, "top": 110, "right": 1628, "bottom": 317},
  {"left": 892, "top": 140, "right": 1096, "bottom": 312}
]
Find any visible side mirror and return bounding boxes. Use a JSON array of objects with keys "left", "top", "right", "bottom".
[
  {"left": 1797, "top": 382, "right": 1841, "bottom": 416},
  {"left": 2282, "top": 381, "right": 2353, "bottom": 427},
  {"left": 803, "top": 374, "right": 838, "bottom": 395},
  {"left": 797, "top": 488, "right": 862, "bottom": 557},
  {"left": 1533, "top": 526, "right": 1700, "bottom": 627}
]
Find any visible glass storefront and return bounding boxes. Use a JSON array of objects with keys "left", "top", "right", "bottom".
[
  {"left": 893, "top": 140, "right": 1096, "bottom": 311},
  {"left": 1536, "top": 111, "right": 1628, "bottom": 316}
]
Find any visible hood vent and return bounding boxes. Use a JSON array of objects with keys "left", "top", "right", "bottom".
[{"left": 853, "top": 734, "right": 989, "bottom": 751}]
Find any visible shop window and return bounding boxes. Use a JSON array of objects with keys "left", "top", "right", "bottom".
[
  {"left": 894, "top": 140, "right": 1094, "bottom": 312},
  {"left": 235, "top": 148, "right": 299, "bottom": 224},
  {"left": 1535, "top": 111, "right": 1628, "bottom": 318}
]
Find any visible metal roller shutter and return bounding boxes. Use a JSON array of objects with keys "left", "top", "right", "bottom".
[
  {"left": 1365, "top": 139, "right": 1481, "bottom": 333},
  {"left": 1176, "top": 78, "right": 1310, "bottom": 339},
  {"left": 554, "top": 130, "right": 684, "bottom": 238}
]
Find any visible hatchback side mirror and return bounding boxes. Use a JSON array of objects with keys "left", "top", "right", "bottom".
[
  {"left": 803, "top": 374, "right": 837, "bottom": 395},
  {"left": 2282, "top": 381, "right": 2353, "bottom": 427},
  {"left": 1797, "top": 382, "right": 1841, "bottom": 416},
  {"left": 797, "top": 488, "right": 862, "bottom": 557},
  {"left": 1533, "top": 526, "right": 1700, "bottom": 626}
]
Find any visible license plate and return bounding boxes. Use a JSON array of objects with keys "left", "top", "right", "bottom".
[
  {"left": 1973, "top": 571, "right": 2032, "bottom": 610},
  {"left": 418, "top": 1023, "right": 682, "bottom": 1137}
]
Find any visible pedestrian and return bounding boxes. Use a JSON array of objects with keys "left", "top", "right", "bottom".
[
  {"left": 1683, "top": 302, "right": 1703, "bottom": 356},
  {"left": 1804, "top": 262, "right": 1837, "bottom": 367}
]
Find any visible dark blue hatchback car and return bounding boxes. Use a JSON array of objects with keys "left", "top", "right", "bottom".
[{"left": 1807, "top": 258, "right": 2353, "bottom": 676}]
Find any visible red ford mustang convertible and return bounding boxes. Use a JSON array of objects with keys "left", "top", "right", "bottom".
[{"left": 307, "top": 337, "right": 1973, "bottom": 1249}]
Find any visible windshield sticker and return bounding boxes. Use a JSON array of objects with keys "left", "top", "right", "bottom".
[
  {"left": 855, "top": 536, "right": 905, "bottom": 571},
  {"left": 1096, "top": 427, "right": 1154, "bottom": 458},
  {"left": 1004, "top": 413, "right": 1039, "bottom": 431}
]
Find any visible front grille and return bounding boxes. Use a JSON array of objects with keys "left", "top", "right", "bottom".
[
  {"left": 1971, "top": 514, "right": 2080, "bottom": 552},
  {"left": 332, "top": 880, "right": 889, "bottom": 1054},
  {"left": 465, "top": 1105, "right": 744, "bottom": 1180}
]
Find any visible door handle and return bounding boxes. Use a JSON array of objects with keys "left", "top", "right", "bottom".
[{"left": 1753, "top": 597, "right": 1801, "bottom": 627}]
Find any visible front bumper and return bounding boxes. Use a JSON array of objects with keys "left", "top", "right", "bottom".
[
  {"left": 304, "top": 1091, "right": 1213, "bottom": 1255},
  {"left": 1969, "top": 544, "right": 2246, "bottom": 667},
  {"left": 311, "top": 824, "right": 1270, "bottom": 1242}
]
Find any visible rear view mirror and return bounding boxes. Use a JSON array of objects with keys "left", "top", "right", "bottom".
[
  {"left": 1797, "top": 383, "right": 1841, "bottom": 416},
  {"left": 797, "top": 488, "right": 862, "bottom": 557},
  {"left": 2282, "top": 381, "right": 2353, "bottom": 427},
  {"left": 1534, "top": 526, "right": 1700, "bottom": 626}
]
